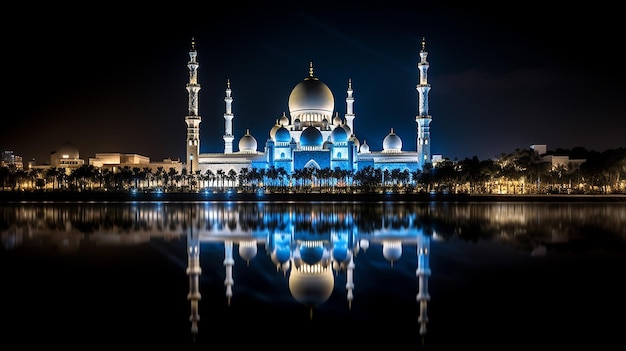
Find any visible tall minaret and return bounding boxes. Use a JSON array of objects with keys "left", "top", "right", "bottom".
[
  {"left": 345, "top": 79, "right": 355, "bottom": 134},
  {"left": 415, "top": 37, "right": 432, "bottom": 166},
  {"left": 223, "top": 80, "right": 234, "bottom": 154},
  {"left": 185, "top": 37, "right": 201, "bottom": 173}
]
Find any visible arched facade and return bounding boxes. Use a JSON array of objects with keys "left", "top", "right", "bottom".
[{"left": 185, "top": 38, "right": 434, "bottom": 183}]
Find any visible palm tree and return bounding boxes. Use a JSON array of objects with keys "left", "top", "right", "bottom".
[
  {"left": 143, "top": 167, "right": 153, "bottom": 189},
  {"left": 227, "top": 169, "right": 238, "bottom": 188},
  {"left": 216, "top": 169, "right": 225, "bottom": 191}
]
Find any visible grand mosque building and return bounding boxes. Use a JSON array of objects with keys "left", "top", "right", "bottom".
[{"left": 184, "top": 37, "right": 433, "bottom": 178}]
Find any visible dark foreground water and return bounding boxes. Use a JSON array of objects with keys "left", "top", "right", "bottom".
[{"left": 1, "top": 200, "right": 625, "bottom": 349}]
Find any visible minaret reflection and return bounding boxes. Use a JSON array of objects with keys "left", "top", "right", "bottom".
[
  {"left": 184, "top": 202, "right": 433, "bottom": 339},
  {"left": 417, "top": 231, "right": 431, "bottom": 338},
  {"left": 185, "top": 206, "right": 201, "bottom": 341}
]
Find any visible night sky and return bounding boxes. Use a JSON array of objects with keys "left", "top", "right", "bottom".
[{"left": 5, "top": 5, "right": 625, "bottom": 165}]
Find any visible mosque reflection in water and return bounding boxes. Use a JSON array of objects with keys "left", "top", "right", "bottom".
[
  {"left": 185, "top": 202, "right": 433, "bottom": 338},
  {"left": 2, "top": 201, "right": 626, "bottom": 346}
]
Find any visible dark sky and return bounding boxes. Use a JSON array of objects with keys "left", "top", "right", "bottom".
[{"left": 4, "top": 5, "right": 625, "bottom": 165}]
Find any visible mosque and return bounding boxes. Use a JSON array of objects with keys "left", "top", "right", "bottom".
[{"left": 184, "top": 37, "right": 433, "bottom": 179}]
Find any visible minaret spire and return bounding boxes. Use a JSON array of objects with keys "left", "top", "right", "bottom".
[
  {"left": 185, "top": 37, "right": 201, "bottom": 174},
  {"left": 345, "top": 78, "right": 355, "bottom": 134},
  {"left": 416, "top": 36, "right": 432, "bottom": 167},
  {"left": 223, "top": 79, "right": 234, "bottom": 153}
]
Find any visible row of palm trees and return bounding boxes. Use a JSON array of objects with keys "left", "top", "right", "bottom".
[{"left": 2, "top": 147, "right": 625, "bottom": 194}]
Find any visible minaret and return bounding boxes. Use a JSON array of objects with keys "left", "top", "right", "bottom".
[
  {"left": 223, "top": 80, "right": 234, "bottom": 154},
  {"left": 185, "top": 37, "right": 201, "bottom": 173},
  {"left": 416, "top": 37, "right": 432, "bottom": 166},
  {"left": 416, "top": 231, "right": 431, "bottom": 338},
  {"left": 185, "top": 210, "right": 202, "bottom": 340},
  {"left": 345, "top": 78, "right": 355, "bottom": 134}
]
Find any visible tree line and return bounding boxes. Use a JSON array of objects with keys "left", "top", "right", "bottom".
[{"left": 1, "top": 146, "right": 624, "bottom": 194}]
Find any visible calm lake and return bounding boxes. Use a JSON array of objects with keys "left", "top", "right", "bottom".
[{"left": 1, "top": 199, "right": 625, "bottom": 349}]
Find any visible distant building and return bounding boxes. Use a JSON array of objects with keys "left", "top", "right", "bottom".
[
  {"left": 89, "top": 153, "right": 183, "bottom": 173},
  {"left": 541, "top": 154, "right": 585, "bottom": 171},
  {"left": 50, "top": 140, "right": 85, "bottom": 169},
  {"left": 530, "top": 144, "right": 547, "bottom": 156},
  {"left": 1, "top": 150, "right": 23, "bottom": 171},
  {"left": 27, "top": 140, "right": 85, "bottom": 174},
  {"left": 531, "top": 144, "right": 585, "bottom": 171}
]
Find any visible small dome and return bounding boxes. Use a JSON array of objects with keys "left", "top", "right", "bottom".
[
  {"left": 382, "top": 128, "right": 402, "bottom": 152},
  {"left": 360, "top": 140, "right": 370, "bottom": 153},
  {"left": 359, "top": 238, "right": 370, "bottom": 251},
  {"left": 382, "top": 240, "right": 403, "bottom": 264},
  {"left": 275, "top": 126, "right": 291, "bottom": 143},
  {"left": 331, "top": 126, "right": 348, "bottom": 142},
  {"left": 238, "top": 240, "right": 258, "bottom": 262},
  {"left": 238, "top": 129, "right": 258, "bottom": 152},
  {"left": 270, "top": 247, "right": 291, "bottom": 267},
  {"left": 333, "top": 114, "right": 342, "bottom": 126},
  {"left": 332, "top": 246, "right": 351, "bottom": 265},
  {"left": 269, "top": 120, "right": 281, "bottom": 139},
  {"left": 300, "top": 126, "right": 323, "bottom": 147},
  {"left": 279, "top": 112, "right": 289, "bottom": 126}
]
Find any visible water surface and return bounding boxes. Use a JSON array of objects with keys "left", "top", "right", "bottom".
[{"left": 1, "top": 201, "right": 625, "bottom": 348}]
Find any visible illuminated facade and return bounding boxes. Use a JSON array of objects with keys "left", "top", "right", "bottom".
[{"left": 185, "top": 37, "right": 434, "bottom": 179}]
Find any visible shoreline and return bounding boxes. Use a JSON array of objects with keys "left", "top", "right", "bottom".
[{"left": 1, "top": 191, "right": 625, "bottom": 203}]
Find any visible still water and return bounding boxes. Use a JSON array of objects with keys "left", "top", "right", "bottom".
[{"left": 1, "top": 200, "right": 625, "bottom": 348}]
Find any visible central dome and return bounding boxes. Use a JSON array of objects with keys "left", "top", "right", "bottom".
[
  {"left": 288, "top": 63, "right": 334, "bottom": 125},
  {"left": 289, "top": 264, "right": 334, "bottom": 308}
]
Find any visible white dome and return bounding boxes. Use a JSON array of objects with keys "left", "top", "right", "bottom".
[
  {"left": 238, "top": 129, "right": 258, "bottom": 152},
  {"left": 288, "top": 63, "right": 334, "bottom": 125},
  {"left": 288, "top": 264, "right": 334, "bottom": 308},
  {"left": 238, "top": 240, "right": 258, "bottom": 262},
  {"left": 333, "top": 114, "right": 342, "bottom": 126},
  {"left": 360, "top": 140, "right": 370, "bottom": 153},
  {"left": 382, "top": 128, "right": 402, "bottom": 152},
  {"left": 269, "top": 120, "right": 281, "bottom": 139},
  {"left": 382, "top": 240, "right": 402, "bottom": 264}
]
